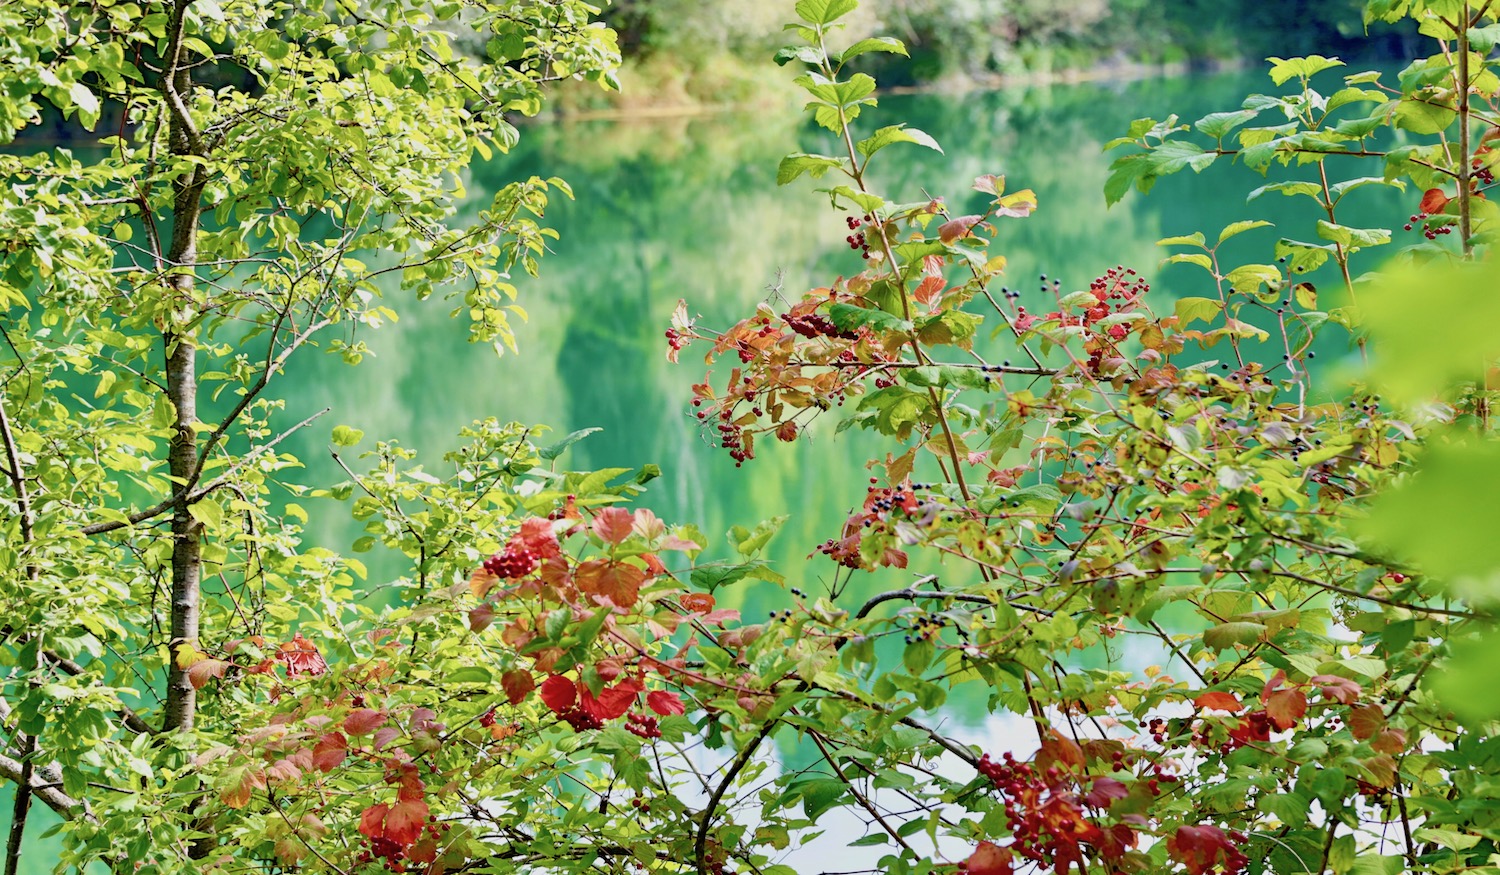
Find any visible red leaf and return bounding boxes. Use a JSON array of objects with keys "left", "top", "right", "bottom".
[
  {"left": 187, "top": 658, "right": 231, "bottom": 690},
  {"left": 358, "top": 803, "right": 390, "bottom": 839},
  {"left": 938, "top": 214, "right": 983, "bottom": 243},
  {"left": 1264, "top": 688, "right": 1308, "bottom": 730},
  {"left": 913, "top": 275, "right": 946, "bottom": 306},
  {"left": 581, "top": 678, "right": 643, "bottom": 721},
  {"left": 1166, "top": 825, "right": 1245, "bottom": 875},
  {"left": 1036, "top": 729, "right": 1084, "bottom": 774},
  {"left": 1349, "top": 703, "right": 1385, "bottom": 740},
  {"left": 343, "top": 708, "right": 387, "bottom": 736},
  {"left": 372, "top": 726, "right": 401, "bottom": 750},
  {"left": 1260, "top": 669, "right": 1286, "bottom": 701},
  {"left": 311, "top": 732, "right": 348, "bottom": 773},
  {"left": 501, "top": 669, "right": 535, "bottom": 706},
  {"left": 1312, "top": 674, "right": 1362, "bottom": 705},
  {"left": 592, "top": 507, "right": 634, "bottom": 544},
  {"left": 698, "top": 608, "right": 740, "bottom": 626},
  {"left": 965, "top": 841, "right": 1013, "bottom": 875},
  {"left": 1084, "top": 776, "right": 1129, "bottom": 809},
  {"left": 646, "top": 690, "right": 686, "bottom": 716},
  {"left": 514, "top": 517, "right": 563, "bottom": 560},
  {"left": 539, "top": 674, "right": 577, "bottom": 714},
  {"left": 468, "top": 602, "right": 495, "bottom": 633},
  {"left": 384, "top": 798, "right": 429, "bottom": 846},
  {"left": 1373, "top": 727, "right": 1407, "bottom": 754},
  {"left": 574, "top": 558, "right": 647, "bottom": 608},
  {"left": 679, "top": 593, "right": 715, "bottom": 614},
  {"left": 276, "top": 633, "right": 329, "bottom": 678},
  {"left": 1193, "top": 691, "right": 1245, "bottom": 713},
  {"left": 1420, "top": 188, "right": 1451, "bottom": 214}
]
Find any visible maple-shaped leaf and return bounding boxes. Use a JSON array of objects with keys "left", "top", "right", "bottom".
[
  {"left": 311, "top": 732, "right": 347, "bottom": 773},
  {"left": 1311, "top": 674, "right": 1362, "bottom": 704},
  {"left": 358, "top": 803, "right": 390, "bottom": 839},
  {"left": 1036, "top": 729, "right": 1084, "bottom": 775},
  {"left": 1420, "top": 188, "right": 1451, "bottom": 214},
  {"left": 384, "top": 798, "right": 432, "bottom": 846},
  {"left": 965, "top": 841, "right": 1013, "bottom": 875},
  {"left": 679, "top": 593, "right": 715, "bottom": 614},
  {"left": 343, "top": 708, "right": 387, "bottom": 736},
  {"left": 1084, "top": 776, "right": 1130, "bottom": 809},
  {"left": 1166, "top": 825, "right": 1243, "bottom": 875},
  {"left": 646, "top": 689, "right": 686, "bottom": 716},
  {"left": 1193, "top": 691, "right": 1245, "bottom": 713},
  {"left": 580, "top": 678, "right": 643, "bottom": 721},
  {"left": 539, "top": 674, "right": 577, "bottom": 714},
  {"left": 372, "top": 726, "right": 401, "bottom": 750},
  {"left": 574, "top": 558, "right": 647, "bottom": 607},
  {"left": 514, "top": 516, "right": 564, "bottom": 560},
  {"left": 1264, "top": 688, "right": 1308, "bottom": 730},
  {"left": 1372, "top": 727, "right": 1407, "bottom": 754},
  {"left": 468, "top": 602, "right": 495, "bottom": 633},
  {"left": 187, "top": 658, "right": 231, "bottom": 690},
  {"left": 219, "top": 766, "right": 265, "bottom": 810},
  {"left": 470, "top": 566, "right": 498, "bottom": 600},
  {"left": 913, "top": 275, "right": 946, "bottom": 306},
  {"left": 592, "top": 506, "right": 634, "bottom": 544},
  {"left": 631, "top": 508, "right": 666, "bottom": 541},
  {"left": 1349, "top": 703, "right": 1385, "bottom": 740},
  {"left": 501, "top": 669, "right": 535, "bottom": 706},
  {"left": 1360, "top": 753, "right": 1397, "bottom": 789}
]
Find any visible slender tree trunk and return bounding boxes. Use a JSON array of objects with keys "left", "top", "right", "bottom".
[{"left": 160, "top": 0, "right": 206, "bottom": 735}]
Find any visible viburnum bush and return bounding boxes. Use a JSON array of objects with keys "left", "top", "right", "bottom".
[{"left": 3, "top": 0, "right": 1500, "bottom": 874}]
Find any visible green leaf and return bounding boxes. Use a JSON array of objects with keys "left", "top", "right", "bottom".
[
  {"left": 1274, "top": 239, "right": 1336, "bottom": 274},
  {"left": 1164, "top": 253, "right": 1213, "bottom": 271},
  {"left": 331, "top": 425, "right": 364, "bottom": 447},
  {"left": 1315, "top": 220, "right": 1390, "bottom": 250},
  {"left": 540, "top": 427, "right": 601, "bottom": 461},
  {"left": 1470, "top": 23, "right": 1500, "bottom": 54},
  {"left": 188, "top": 500, "right": 223, "bottom": 529},
  {"left": 1203, "top": 621, "right": 1268, "bottom": 651},
  {"left": 798, "top": 778, "right": 848, "bottom": 818},
  {"left": 1218, "top": 220, "right": 1274, "bottom": 245},
  {"left": 731, "top": 516, "right": 789, "bottom": 559},
  {"left": 856, "top": 125, "right": 942, "bottom": 159},
  {"left": 794, "top": 0, "right": 858, "bottom": 25},
  {"left": 1157, "top": 232, "right": 1207, "bottom": 248},
  {"left": 827, "top": 303, "right": 909, "bottom": 334},
  {"left": 1267, "top": 55, "right": 1346, "bottom": 86},
  {"left": 838, "top": 37, "right": 908, "bottom": 63},
  {"left": 1225, "top": 264, "right": 1283, "bottom": 295},
  {"left": 777, "top": 153, "right": 845, "bottom": 185},
  {"left": 1194, "top": 109, "right": 1258, "bottom": 139},
  {"left": 447, "top": 666, "right": 492, "bottom": 684},
  {"left": 773, "top": 45, "right": 825, "bottom": 67},
  {"left": 1175, "top": 297, "right": 1224, "bottom": 326}
]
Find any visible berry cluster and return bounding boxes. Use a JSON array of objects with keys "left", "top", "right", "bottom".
[
  {"left": 1404, "top": 211, "right": 1456, "bottom": 240},
  {"left": 355, "top": 822, "right": 451, "bottom": 873},
  {"left": 976, "top": 753, "right": 1097, "bottom": 867},
  {"left": 625, "top": 710, "right": 662, "bottom": 739},
  {"left": 782, "top": 312, "right": 853, "bottom": 340},
  {"left": 844, "top": 214, "right": 874, "bottom": 258},
  {"left": 559, "top": 706, "right": 605, "bottom": 732},
  {"left": 1090, "top": 265, "right": 1150, "bottom": 302},
  {"left": 483, "top": 545, "right": 538, "bottom": 579},
  {"left": 1475, "top": 157, "right": 1496, "bottom": 186},
  {"left": 665, "top": 328, "right": 690, "bottom": 355}
]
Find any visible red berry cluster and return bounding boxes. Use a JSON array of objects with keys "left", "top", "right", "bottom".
[
  {"left": 625, "top": 710, "right": 662, "bottom": 739},
  {"left": 665, "top": 328, "right": 689, "bottom": 355},
  {"left": 1090, "top": 265, "right": 1149, "bottom": 302},
  {"left": 355, "top": 822, "right": 451, "bottom": 873},
  {"left": 975, "top": 753, "right": 1098, "bottom": 867},
  {"left": 782, "top": 312, "right": 854, "bottom": 340},
  {"left": 1474, "top": 157, "right": 1496, "bottom": 186},
  {"left": 1405, "top": 212, "right": 1455, "bottom": 240},
  {"left": 560, "top": 706, "right": 605, "bottom": 732},
  {"left": 845, "top": 214, "right": 873, "bottom": 258},
  {"left": 715, "top": 418, "right": 753, "bottom": 466},
  {"left": 483, "top": 546, "right": 537, "bottom": 579}
]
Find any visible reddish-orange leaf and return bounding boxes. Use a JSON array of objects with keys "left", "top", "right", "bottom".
[
  {"left": 646, "top": 689, "right": 686, "bottom": 716},
  {"left": 468, "top": 602, "right": 495, "bottom": 633},
  {"left": 1167, "top": 825, "right": 1242, "bottom": 875},
  {"left": 1373, "top": 727, "right": 1407, "bottom": 754},
  {"left": 1264, "top": 688, "right": 1308, "bottom": 730},
  {"left": 1036, "top": 729, "right": 1084, "bottom": 774},
  {"left": 187, "top": 658, "right": 231, "bottom": 690},
  {"left": 574, "top": 558, "right": 647, "bottom": 608},
  {"left": 1420, "top": 188, "right": 1451, "bottom": 214},
  {"left": 358, "top": 803, "right": 390, "bottom": 839},
  {"left": 913, "top": 275, "right": 946, "bottom": 306},
  {"left": 385, "top": 798, "right": 428, "bottom": 845},
  {"left": 1260, "top": 669, "right": 1287, "bottom": 701},
  {"left": 938, "top": 214, "right": 983, "bottom": 243},
  {"left": 311, "top": 732, "right": 347, "bottom": 773},
  {"left": 1349, "top": 703, "right": 1385, "bottom": 740},
  {"left": 1361, "top": 753, "right": 1397, "bottom": 789},
  {"left": 965, "top": 841, "right": 1013, "bottom": 875},
  {"left": 1311, "top": 674, "right": 1362, "bottom": 705},
  {"left": 501, "top": 669, "right": 535, "bottom": 706},
  {"left": 343, "top": 708, "right": 387, "bottom": 736},
  {"left": 679, "top": 593, "right": 715, "bottom": 614},
  {"left": 592, "top": 506, "right": 634, "bottom": 544},
  {"left": 514, "top": 516, "right": 564, "bottom": 560},
  {"left": 469, "top": 566, "right": 498, "bottom": 599},
  {"left": 581, "top": 678, "right": 643, "bottom": 720},
  {"left": 539, "top": 674, "right": 577, "bottom": 714},
  {"left": 1193, "top": 691, "right": 1245, "bottom": 713}
]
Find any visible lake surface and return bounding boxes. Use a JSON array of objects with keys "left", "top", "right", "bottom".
[{"left": 12, "top": 65, "right": 1418, "bottom": 869}]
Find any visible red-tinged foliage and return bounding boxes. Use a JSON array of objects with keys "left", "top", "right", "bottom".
[
  {"left": 1083, "top": 776, "right": 1129, "bottom": 809},
  {"left": 1420, "top": 187, "right": 1451, "bottom": 214},
  {"left": 1193, "top": 691, "right": 1244, "bottom": 713},
  {"left": 276, "top": 633, "right": 329, "bottom": 678},
  {"left": 344, "top": 708, "right": 387, "bottom": 736},
  {"left": 1226, "top": 711, "right": 1272, "bottom": 747},
  {"left": 579, "top": 677, "right": 643, "bottom": 721},
  {"left": 187, "top": 658, "right": 231, "bottom": 690},
  {"left": 1373, "top": 727, "right": 1408, "bottom": 754},
  {"left": 646, "top": 689, "right": 686, "bottom": 716},
  {"left": 358, "top": 803, "right": 389, "bottom": 839},
  {"left": 312, "top": 732, "right": 348, "bottom": 773},
  {"left": 938, "top": 214, "right": 983, "bottom": 243},
  {"left": 1166, "top": 825, "right": 1248, "bottom": 875},
  {"left": 500, "top": 669, "right": 535, "bottom": 705},
  {"left": 965, "top": 841, "right": 1013, "bottom": 875},
  {"left": 539, "top": 674, "right": 577, "bottom": 714},
  {"left": 574, "top": 558, "right": 647, "bottom": 607},
  {"left": 1349, "top": 703, "right": 1386, "bottom": 740},
  {"left": 1264, "top": 688, "right": 1308, "bottom": 730},
  {"left": 384, "top": 798, "right": 429, "bottom": 845},
  {"left": 592, "top": 506, "right": 634, "bottom": 544},
  {"left": 468, "top": 601, "right": 496, "bottom": 632},
  {"left": 514, "top": 516, "right": 564, "bottom": 560},
  {"left": 1036, "top": 730, "right": 1085, "bottom": 775},
  {"left": 1311, "top": 674, "right": 1362, "bottom": 704},
  {"left": 678, "top": 592, "right": 715, "bottom": 614}
]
